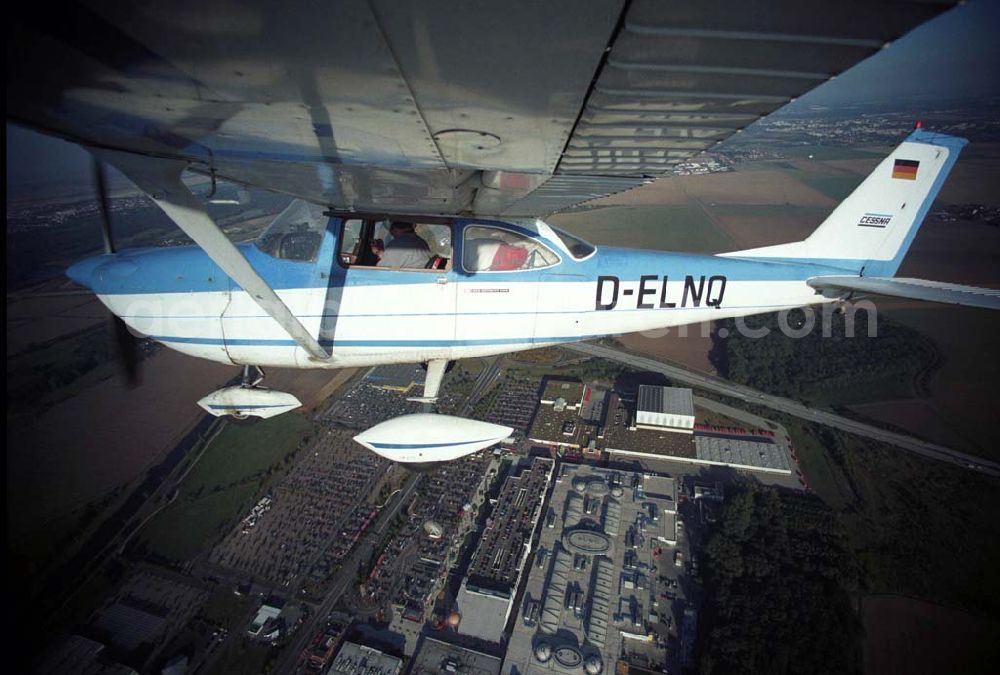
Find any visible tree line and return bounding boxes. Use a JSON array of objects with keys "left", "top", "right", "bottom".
[{"left": 698, "top": 482, "right": 862, "bottom": 675}]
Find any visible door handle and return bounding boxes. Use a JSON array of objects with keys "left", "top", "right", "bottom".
[{"left": 436, "top": 276, "right": 448, "bottom": 285}]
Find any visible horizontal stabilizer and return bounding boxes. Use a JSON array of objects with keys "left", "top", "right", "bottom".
[{"left": 808, "top": 276, "right": 1000, "bottom": 310}]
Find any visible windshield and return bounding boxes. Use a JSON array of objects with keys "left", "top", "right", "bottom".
[
  {"left": 550, "top": 226, "right": 596, "bottom": 260},
  {"left": 254, "top": 200, "right": 329, "bottom": 261}
]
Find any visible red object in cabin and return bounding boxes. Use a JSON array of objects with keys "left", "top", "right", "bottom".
[{"left": 490, "top": 243, "right": 530, "bottom": 270}]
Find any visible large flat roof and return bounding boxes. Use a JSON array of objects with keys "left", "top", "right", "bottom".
[
  {"left": 502, "top": 464, "right": 671, "bottom": 675},
  {"left": 455, "top": 583, "right": 517, "bottom": 643},
  {"left": 694, "top": 435, "right": 790, "bottom": 472},
  {"left": 540, "top": 379, "right": 585, "bottom": 405},
  {"left": 410, "top": 638, "right": 502, "bottom": 675},
  {"left": 637, "top": 386, "right": 694, "bottom": 417},
  {"left": 602, "top": 393, "right": 696, "bottom": 459},
  {"left": 466, "top": 458, "right": 553, "bottom": 594},
  {"left": 328, "top": 642, "right": 402, "bottom": 675}
]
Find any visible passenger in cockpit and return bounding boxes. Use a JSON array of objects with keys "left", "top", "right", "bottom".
[{"left": 372, "top": 221, "right": 432, "bottom": 269}]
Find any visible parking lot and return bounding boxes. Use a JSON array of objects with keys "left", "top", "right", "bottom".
[{"left": 209, "top": 430, "right": 393, "bottom": 589}]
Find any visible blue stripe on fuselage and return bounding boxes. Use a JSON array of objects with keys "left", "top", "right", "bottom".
[
  {"left": 150, "top": 335, "right": 598, "bottom": 347},
  {"left": 367, "top": 439, "right": 499, "bottom": 450},
  {"left": 81, "top": 239, "right": 855, "bottom": 296}
]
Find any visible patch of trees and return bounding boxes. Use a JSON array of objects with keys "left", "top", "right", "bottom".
[
  {"left": 711, "top": 310, "right": 938, "bottom": 404},
  {"left": 699, "top": 483, "right": 862, "bottom": 675}
]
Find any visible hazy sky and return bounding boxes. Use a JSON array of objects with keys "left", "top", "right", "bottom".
[
  {"left": 790, "top": 0, "right": 1000, "bottom": 108},
  {"left": 7, "top": 0, "right": 1000, "bottom": 186},
  {"left": 6, "top": 124, "right": 93, "bottom": 189}
]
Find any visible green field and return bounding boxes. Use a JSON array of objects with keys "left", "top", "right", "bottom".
[
  {"left": 795, "top": 174, "right": 866, "bottom": 201},
  {"left": 139, "top": 485, "right": 259, "bottom": 562},
  {"left": 550, "top": 204, "right": 734, "bottom": 253},
  {"left": 136, "top": 413, "right": 312, "bottom": 562},
  {"left": 202, "top": 588, "right": 256, "bottom": 628},
  {"left": 182, "top": 414, "right": 311, "bottom": 498},
  {"left": 708, "top": 203, "right": 831, "bottom": 221},
  {"left": 209, "top": 640, "right": 276, "bottom": 675}
]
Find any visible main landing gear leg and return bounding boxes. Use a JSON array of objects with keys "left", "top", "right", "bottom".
[
  {"left": 407, "top": 359, "right": 450, "bottom": 413},
  {"left": 241, "top": 364, "right": 265, "bottom": 389}
]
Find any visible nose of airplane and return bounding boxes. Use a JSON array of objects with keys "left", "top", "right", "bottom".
[{"left": 66, "top": 254, "right": 108, "bottom": 289}]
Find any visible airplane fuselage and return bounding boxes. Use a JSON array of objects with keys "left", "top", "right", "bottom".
[{"left": 68, "top": 216, "right": 850, "bottom": 369}]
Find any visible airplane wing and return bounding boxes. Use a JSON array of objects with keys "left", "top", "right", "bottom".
[
  {"left": 7, "top": 0, "right": 959, "bottom": 216},
  {"left": 808, "top": 276, "right": 1000, "bottom": 310}
]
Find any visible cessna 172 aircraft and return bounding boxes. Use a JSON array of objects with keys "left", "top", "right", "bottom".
[{"left": 8, "top": 0, "right": 999, "bottom": 463}]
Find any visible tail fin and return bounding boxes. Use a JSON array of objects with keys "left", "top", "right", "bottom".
[{"left": 720, "top": 129, "right": 968, "bottom": 277}]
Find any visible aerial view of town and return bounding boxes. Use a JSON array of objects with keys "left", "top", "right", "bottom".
[{"left": 8, "top": 94, "right": 1000, "bottom": 675}]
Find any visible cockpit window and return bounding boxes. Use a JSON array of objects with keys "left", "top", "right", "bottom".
[
  {"left": 550, "top": 226, "right": 596, "bottom": 260},
  {"left": 338, "top": 219, "right": 452, "bottom": 270},
  {"left": 463, "top": 225, "right": 560, "bottom": 272},
  {"left": 255, "top": 200, "right": 329, "bottom": 261}
]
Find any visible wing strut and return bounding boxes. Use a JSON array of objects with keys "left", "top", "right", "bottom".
[{"left": 96, "top": 150, "right": 332, "bottom": 361}]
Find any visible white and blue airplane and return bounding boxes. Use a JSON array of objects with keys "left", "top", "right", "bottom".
[
  {"left": 9, "top": 0, "right": 997, "bottom": 462},
  {"left": 65, "top": 128, "right": 998, "bottom": 461}
]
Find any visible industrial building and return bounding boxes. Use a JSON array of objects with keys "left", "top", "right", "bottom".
[
  {"left": 456, "top": 458, "right": 554, "bottom": 643},
  {"left": 538, "top": 380, "right": 585, "bottom": 409},
  {"left": 410, "top": 638, "right": 503, "bottom": 675},
  {"left": 501, "top": 466, "right": 683, "bottom": 675},
  {"left": 326, "top": 642, "right": 402, "bottom": 675},
  {"left": 635, "top": 386, "right": 695, "bottom": 433},
  {"left": 248, "top": 597, "right": 285, "bottom": 642},
  {"left": 606, "top": 438, "right": 791, "bottom": 476},
  {"left": 529, "top": 381, "right": 591, "bottom": 451},
  {"left": 694, "top": 435, "right": 791, "bottom": 474}
]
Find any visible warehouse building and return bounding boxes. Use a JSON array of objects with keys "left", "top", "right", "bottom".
[
  {"left": 327, "top": 642, "right": 402, "bottom": 675},
  {"left": 635, "top": 386, "right": 695, "bottom": 434},
  {"left": 410, "top": 639, "right": 502, "bottom": 675}
]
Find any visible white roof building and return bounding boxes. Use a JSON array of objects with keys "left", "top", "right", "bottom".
[{"left": 635, "top": 386, "right": 695, "bottom": 434}]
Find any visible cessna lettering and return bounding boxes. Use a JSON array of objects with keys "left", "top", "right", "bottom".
[
  {"left": 857, "top": 213, "right": 892, "bottom": 228},
  {"left": 595, "top": 275, "right": 727, "bottom": 311}
]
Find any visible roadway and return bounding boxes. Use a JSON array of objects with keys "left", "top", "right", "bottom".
[
  {"left": 565, "top": 342, "right": 1000, "bottom": 478},
  {"left": 272, "top": 471, "right": 422, "bottom": 675}
]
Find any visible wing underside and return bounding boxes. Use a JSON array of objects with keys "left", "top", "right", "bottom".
[{"left": 7, "top": 0, "right": 957, "bottom": 216}]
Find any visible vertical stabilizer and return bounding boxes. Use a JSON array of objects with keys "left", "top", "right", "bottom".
[{"left": 720, "top": 129, "right": 967, "bottom": 276}]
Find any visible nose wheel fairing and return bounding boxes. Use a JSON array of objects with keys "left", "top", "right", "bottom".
[{"left": 197, "top": 386, "right": 302, "bottom": 419}]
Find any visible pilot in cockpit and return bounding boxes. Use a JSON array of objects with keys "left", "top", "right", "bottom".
[{"left": 372, "top": 221, "right": 432, "bottom": 268}]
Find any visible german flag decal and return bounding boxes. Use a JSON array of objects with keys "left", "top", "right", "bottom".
[{"left": 892, "top": 158, "right": 919, "bottom": 180}]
